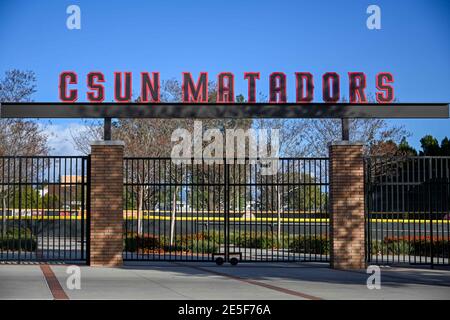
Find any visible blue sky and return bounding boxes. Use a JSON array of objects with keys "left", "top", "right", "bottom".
[{"left": 0, "top": 0, "right": 449, "bottom": 154}]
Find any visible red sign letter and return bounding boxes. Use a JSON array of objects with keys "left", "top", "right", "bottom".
[
  {"left": 269, "top": 72, "right": 287, "bottom": 103},
  {"left": 182, "top": 72, "right": 208, "bottom": 103},
  {"left": 349, "top": 72, "right": 367, "bottom": 103},
  {"left": 295, "top": 72, "right": 314, "bottom": 103},
  {"left": 114, "top": 72, "right": 132, "bottom": 103},
  {"left": 59, "top": 71, "right": 78, "bottom": 102},
  {"left": 217, "top": 72, "right": 235, "bottom": 103},
  {"left": 87, "top": 72, "right": 105, "bottom": 103},
  {"left": 322, "top": 72, "right": 340, "bottom": 103},
  {"left": 141, "top": 72, "right": 160, "bottom": 102},
  {"left": 376, "top": 72, "right": 394, "bottom": 103},
  {"left": 244, "top": 72, "right": 260, "bottom": 103}
]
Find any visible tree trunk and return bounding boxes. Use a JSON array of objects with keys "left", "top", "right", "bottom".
[
  {"left": 276, "top": 185, "right": 282, "bottom": 246},
  {"left": 170, "top": 186, "right": 179, "bottom": 247},
  {"left": 2, "top": 195, "right": 6, "bottom": 238},
  {"left": 137, "top": 186, "right": 144, "bottom": 236},
  {"left": 208, "top": 186, "right": 214, "bottom": 212}
]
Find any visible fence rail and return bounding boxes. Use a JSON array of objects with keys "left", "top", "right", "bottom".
[
  {"left": 365, "top": 156, "right": 450, "bottom": 266},
  {"left": 0, "top": 156, "right": 89, "bottom": 263},
  {"left": 123, "top": 157, "right": 330, "bottom": 262},
  {"left": 2, "top": 154, "right": 448, "bottom": 266}
]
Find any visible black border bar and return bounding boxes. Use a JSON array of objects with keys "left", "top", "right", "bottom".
[{"left": 0, "top": 102, "right": 448, "bottom": 118}]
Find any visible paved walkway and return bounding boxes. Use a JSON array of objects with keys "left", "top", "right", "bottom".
[{"left": 0, "top": 262, "right": 449, "bottom": 300}]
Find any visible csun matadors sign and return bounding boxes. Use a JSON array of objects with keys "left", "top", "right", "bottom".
[
  {"left": 58, "top": 71, "right": 394, "bottom": 104},
  {"left": 2, "top": 71, "right": 446, "bottom": 119}
]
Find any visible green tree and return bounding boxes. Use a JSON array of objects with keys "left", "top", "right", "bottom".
[
  {"left": 235, "top": 94, "right": 245, "bottom": 103},
  {"left": 440, "top": 137, "right": 450, "bottom": 156},
  {"left": 419, "top": 135, "right": 440, "bottom": 156},
  {"left": 398, "top": 137, "right": 417, "bottom": 156},
  {"left": 40, "top": 194, "right": 60, "bottom": 209},
  {"left": 11, "top": 186, "right": 41, "bottom": 209},
  {"left": 0, "top": 69, "right": 49, "bottom": 237}
]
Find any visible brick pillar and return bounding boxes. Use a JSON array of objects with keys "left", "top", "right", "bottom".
[
  {"left": 329, "top": 141, "right": 366, "bottom": 270},
  {"left": 89, "top": 141, "right": 124, "bottom": 267}
]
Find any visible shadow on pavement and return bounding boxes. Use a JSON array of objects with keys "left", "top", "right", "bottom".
[{"left": 119, "top": 261, "right": 450, "bottom": 289}]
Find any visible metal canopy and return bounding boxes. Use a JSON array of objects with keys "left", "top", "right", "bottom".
[{"left": 0, "top": 102, "right": 449, "bottom": 119}]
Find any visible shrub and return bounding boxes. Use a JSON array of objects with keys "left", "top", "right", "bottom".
[
  {"left": 5, "top": 227, "right": 33, "bottom": 238},
  {"left": 380, "top": 238, "right": 412, "bottom": 255},
  {"left": 191, "top": 240, "right": 219, "bottom": 254},
  {"left": 125, "top": 232, "right": 221, "bottom": 254},
  {"left": 411, "top": 239, "right": 449, "bottom": 258},
  {"left": 175, "top": 233, "right": 220, "bottom": 253},
  {"left": 289, "top": 235, "right": 329, "bottom": 255},
  {"left": 200, "top": 231, "right": 224, "bottom": 243},
  {"left": 372, "top": 236, "right": 449, "bottom": 258},
  {"left": 124, "top": 233, "right": 161, "bottom": 252},
  {"left": 0, "top": 228, "right": 37, "bottom": 251},
  {"left": 371, "top": 240, "right": 385, "bottom": 255},
  {"left": 231, "top": 232, "right": 288, "bottom": 249}
]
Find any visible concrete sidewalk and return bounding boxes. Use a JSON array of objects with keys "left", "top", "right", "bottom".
[{"left": 0, "top": 262, "right": 449, "bottom": 300}]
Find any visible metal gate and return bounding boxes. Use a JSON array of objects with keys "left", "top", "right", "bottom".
[
  {"left": 123, "top": 157, "right": 329, "bottom": 263},
  {"left": 365, "top": 156, "right": 450, "bottom": 266},
  {"left": 0, "top": 156, "right": 89, "bottom": 263}
]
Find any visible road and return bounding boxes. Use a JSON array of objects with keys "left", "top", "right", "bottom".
[{"left": 1, "top": 262, "right": 449, "bottom": 300}]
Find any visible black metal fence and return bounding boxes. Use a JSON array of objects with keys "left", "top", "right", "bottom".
[
  {"left": 365, "top": 156, "right": 450, "bottom": 266},
  {"left": 0, "top": 156, "right": 89, "bottom": 263},
  {"left": 123, "top": 157, "right": 329, "bottom": 263},
  {"left": 3, "top": 153, "right": 447, "bottom": 266}
]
